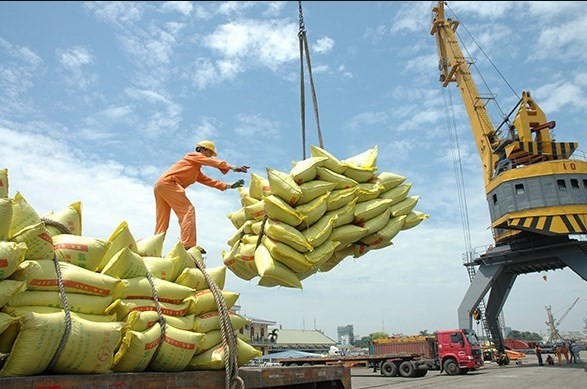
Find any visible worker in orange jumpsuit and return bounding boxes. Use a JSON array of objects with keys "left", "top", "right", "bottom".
[{"left": 154, "top": 140, "right": 249, "bottom": 252}]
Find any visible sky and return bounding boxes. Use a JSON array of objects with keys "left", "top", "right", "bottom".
[{"left": 1, "top": 1, "right": 586, "bottom": 342}]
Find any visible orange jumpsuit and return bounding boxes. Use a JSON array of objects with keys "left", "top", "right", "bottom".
[{"left": 154, "top": 152, "right": 231, "bottom": 249}]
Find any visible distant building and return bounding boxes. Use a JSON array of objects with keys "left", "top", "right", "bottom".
[
  {"left": 337, "top": 325, "right": 354, "bottom": 346},
  {"left": 232, "top": 306, "right": 337, "bottom": 355}
]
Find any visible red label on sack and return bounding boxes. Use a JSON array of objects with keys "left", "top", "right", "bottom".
[
  {"left": 0, "top": 259, "right": 8, "bottom": 268},
  {"left": 54, "top": 243, "right": 89, "bottom": 252},
  {"left": 164, "top": 335, "right": 195, "bottom": 350}
]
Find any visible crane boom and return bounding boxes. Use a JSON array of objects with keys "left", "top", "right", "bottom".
[{"left": 431, "top": 1, "right": 587, "bottom": 244}]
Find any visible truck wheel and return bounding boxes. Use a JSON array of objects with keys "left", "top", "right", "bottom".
[
  {"left": 443, "top": 359, "right": 459, "bottom": 376},
  {"left": 399, "top": 361, "right": 416, "bottom": 377},
  {"left": 381, "top": 361, "right": 398, "bottom": 377},
  {"left": 415, "top": 369, "right": 428, "bottom": 377}
]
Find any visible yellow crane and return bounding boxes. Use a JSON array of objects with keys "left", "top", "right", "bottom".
[
  {"left": 430, "top": 1, "right": 587, "bottom": 363},
  {"left": 545, "top": 297, "right": 580, "bottom": 343}
]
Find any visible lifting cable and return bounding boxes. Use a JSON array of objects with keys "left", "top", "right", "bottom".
[{"left": 298, "top": 0, "right": 324, "bottom": 159}]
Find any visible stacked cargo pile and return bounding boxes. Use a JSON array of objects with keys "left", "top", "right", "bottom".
[
  {"left": 0, "top": 168, "right": 260, "bottom": 377},
  {"left": 223, "top": 145, "right": 429, "bottom": 288}
]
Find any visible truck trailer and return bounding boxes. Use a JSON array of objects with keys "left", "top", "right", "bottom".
[{"left": 278, "top": 329, "right": 483, "bottom": 378}]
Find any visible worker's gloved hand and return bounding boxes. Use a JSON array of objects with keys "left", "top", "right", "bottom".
[
  {"left": 230, "top": 179, "right": 245, "bottom": 189},
  {"left": 232, "top": 165, "right": 250, "bottom": 173}
]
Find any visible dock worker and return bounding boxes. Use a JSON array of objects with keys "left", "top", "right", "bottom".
[{"left": 154, "top": 140, "right": 249, "bottom": 253}]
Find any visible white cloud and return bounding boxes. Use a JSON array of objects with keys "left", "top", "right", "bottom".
[
  {"left": 346, "top": 111, "right": 388, "bottom": 131},
  {"left": 234, "top": 114, "right": 280, "bottom": 138},
  {"left": 313, "top": 36, "right": 334, "bottom": 54},
  {"left": 85, "top": 1, "right": 145, "bottom": 27},
  {"left": 161, "top": 1, "right": 193, "bottom": 16}
]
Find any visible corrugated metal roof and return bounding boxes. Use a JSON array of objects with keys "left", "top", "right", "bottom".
[{"left": 274, "top": 329, "right": 336, "bottom": 345}]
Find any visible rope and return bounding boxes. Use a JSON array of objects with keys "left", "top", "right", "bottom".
[
  {"left": 298, "top": 0, "right": 324, "bottom": 160},
  {"left": 146, "top": 270, "right": 167, "bottom": 358},
  {"left": 41, "top": 217, "right": 71, "bottom": 235},
  {"left": 255, "top": 215, "right": 269, "bottom": 249},
  {"left": 46, "top": 254, "right": 72, "bottom": 372},
  {"left": 189, "top": 252, "right": 244, "bottom": 389}
]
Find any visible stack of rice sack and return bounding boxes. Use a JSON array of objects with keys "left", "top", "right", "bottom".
[
  {"left": 223, "top": 146, "right": 429, "bottom": 288},
  {"left": 0, "top": 168, "right": 260, "bottom": 377}
]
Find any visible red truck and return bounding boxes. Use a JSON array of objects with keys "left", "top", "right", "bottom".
[
  {"left": 372, "top": 329, "right": 483, "bottom": 377},
  {"left": 278, "top": 329, "right": 483, "bottom": 378}
]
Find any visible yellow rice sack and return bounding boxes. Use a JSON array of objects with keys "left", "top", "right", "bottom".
[
  {"left": 0, "top": 312, "right": 19, "bottom": 354},
  {"left": 240, "top": 192, "right": 260, "bottom": 207},
  {"left": 175, "top": 265, "right": 226, "bottom": 291},
  {"left": 0, "top": 280, "right": 27, "bottom": 307},
  {"left": 9, "top": 192, "right": 41, "bottom": 238},
  {"left": 113, "top": 322, "right": 161, "bottom": 372},
  {"left": 98, "top": 221, "right": 138, "bottom": 271},
  {"left": 343, "top": 165, "right": 376, "bottom": 183},
  {"left": 195, "top": 329, "right": 223, "bottom": 355},
  {"left": 356, "top": 207, "right": 391, "bottom": 235},
  {"left": 371, "top": 171, "right": 407, "bottom": 191},
  {"left": 255, "top": 244, "right": 302, "bottom": 289},
  {"left": 0, "top": 312, "right": 18, "bottom": 335},
  {"left": 264, "top": 195, "right": 304, "bottom": 227},
  {"left": 360, "top": 215, "right": 407, "bottom": 246},
  {"left": 305, "top": 240, "right": 340, "bottom": 268},
  {"left": 249, "top": 173, "right": 271, "bottom": 200},
  {"left": 148, "top": 325, "right": 203, "bottom": 372},
  {"left": 0, "top": 198, "right": 12, "bottom": 241},
  {"left": 8, "top": 291, "right": 113, "bottom": 315},
  {"left": 266, "top": 168, "right": 302, "bottom": 206},
  {"left": 49, "top": 315, "right": 126, "bottom": 374},
  {"left": 136, "top": 232, "right": 165, "bottom": 257},
  {"left": 327, "top": 187, "right": 358, "bottom": 211},
  {"left": 330, "top": 224, "right": 369, "bottom": 248},
  {"left": 222, "top": 243, "right": 257, "bottom": 281},
  {"left": 112, "top": 276, "right": 195, "bottom": 304},
  {"left": 389, "top": 196, "right": 419, "bottom": 217},
  {"left": 187, "top": 337, "right": 262, "bottom": 370},
  {"left": 297, "top": 180, "right": 336, "bottom": 206},
  {"left": 53, "top": 234, "right": 111, "bottom": 271},
  {"left": 0, "top": 311, "right": 66, "bottom": 376},
  {"left": 101, "top": 247, "right": 148, "bottom": 279},
  {"left": 300, "top": 212, "right": 337, "bottom": 249},
  {"left": 356, "top": 183, "right": 384, "bottom": 202},
  {"left": 319, "top": 245, "right": 354, "bottom": 272},
  {"left": 264, "top": 219, "right": 313, "bottom": 253},
  {"left": 324, "top": 197, "right": 357, "bottom": 228},
  {"left": 186, "top": 289, "right": 239, "bottom": 316},
  {"left": 11, "top": 222, "right": 54, "bottom": 261},
  {"left": 11, "top": 259, "right": 120, "bottom": 296},
  {"left": 227, "top": 207, "right": 247, "bottom": 229},
  {"left": 262, "top": 236, "right": 313, "bottom": 273},
  {"left": 295, "top": 193, "right": 328, "bottom": 226},
  {"left": 0, "top": 242, "right": 27, "bottom": 279},
  {"left": 402, "top": 210, "right": 429, "bottom": 230},
  {"left": 42, "top": 201, "right": 83, "bottom": 236},
  {"left": 244, "top": 199, "right": 266, "bottom": 221},
  {"left": 106, "top": 299, "right": 189, "bottom": 321},
  {"left": 143, "top": 256, "right": 177, "bottom": 281},
  {"left": 166, "top": 242, "right": 200, "bottom": 272},
  {"left": 315, "top": 167, "right": 357, "bottom": 190},
  {"left": 310, "top": 145, "right": 346, "bottom": 174},
  {"left": 0, "top": 168, "right": 8, "bottom": 198},
  {"left": 289, "top": 156, "right": 328, "bottom": 185},
  {"left": 227, "top": 221, "right": 248, "bottom": 247},
  {"left": 354, "top": 198, "right": 394, "bottom": 223},
  {"left": 193, "top": 311, "right": 249, "bottom": 333},
  {"left": 341, "top": 145, "right": 378, "bottom": 170},
  {"left": 125, "top": 310, "right": 194, "bottom": 331},
  {"left": 6, "top": 306, "right": 117, "bottom": 323},
  {"left": 378, "top": 183, "right": 412, "bottom": 205}
]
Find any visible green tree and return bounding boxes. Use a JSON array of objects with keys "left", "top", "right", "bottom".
[{"left": 353, "top": 332, "right": 389, "bottom": 348}]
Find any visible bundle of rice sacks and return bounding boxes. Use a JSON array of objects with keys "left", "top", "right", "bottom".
[{"left": 223, "top": 146, "right": 429, "bottom": 288}]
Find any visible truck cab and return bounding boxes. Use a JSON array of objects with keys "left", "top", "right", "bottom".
[{"left": 436, "top": 329, "right": 484, "bottom": 375}]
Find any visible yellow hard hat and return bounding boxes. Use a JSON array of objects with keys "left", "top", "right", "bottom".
[{"left": 196, "top": 140, "right": 217, "bottom": 156}]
